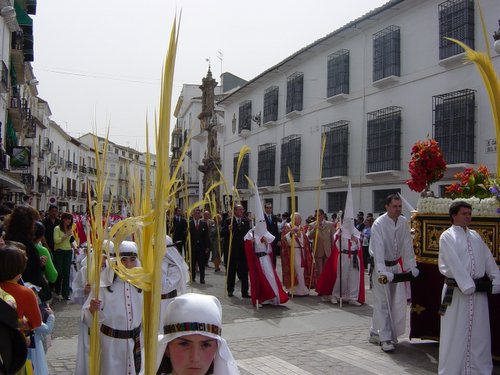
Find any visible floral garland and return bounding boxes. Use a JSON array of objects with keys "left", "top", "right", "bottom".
[
  {"left": 445, "top": 165, "right": 491, "bottom": 199},
  {"left": 406, "top": 138, "right": 447, "bottom": 193},
  {"left": 417, "top": 197, "right": 498, "bottom": 216}
]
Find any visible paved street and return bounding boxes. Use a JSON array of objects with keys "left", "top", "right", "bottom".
[{"left": 46, "top": 260, "right": 500, "bottom": 374}]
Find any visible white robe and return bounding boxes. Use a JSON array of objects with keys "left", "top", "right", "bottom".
[
  {"left": 82, "top": 277, "right": 144, "bottom": 375},
  {"left": 332, "top": 236, "right": 361, "bottom": 302},
  {"left": 369, "top": 213, "right": 416, "bottom": 342},
  {"left": 244, "top": 230, "right": 281, "bottom": 305},
  {"left": 74, "top": 261, "right": 115, "bottom": 375},
  {"left": 159, "top": 246, "right": 189, "bottom": 332},
  {"left": 438, "top": 225, "right": 500, "bottom": 375},
  {"left": 285, "top": 230, "right": 309, "bottom": 296}
]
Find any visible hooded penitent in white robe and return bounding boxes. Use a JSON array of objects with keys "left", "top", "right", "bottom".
[{"left": 438, "top": 225, "right": 500, "bottom": 375}]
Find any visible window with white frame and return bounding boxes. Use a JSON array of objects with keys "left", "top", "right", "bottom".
[
  {"left": 366, "top": 107, "right": 401, "bottom": 173},
  {"left": 286, "top": 72, "right": 303, "bottom": 113},
  {"left": 263, "top": 86, "right": 279, "bottom": 123},
  {"left": 258, "top": 143, "right": 276, "bottom": 187},
  {"left": 327, "top": 49, "right": 349, "bottom": 97},
  {"left": 433, "top": 89, "right": 475, "bottom": 164},
  {"left": 327, "top": 191, "right": 347, "bottom": 213},
  {"left": 438, "top": 0, "right": 474, "bottom": 60},
  {"left": 373, "top": 25, "right": 400, "bottom": 82},
  {"left": 280, "top": 134, "right": 301, "bottom": 183},
  {"left": 238, "top": 100, "right": 252, "bottom": 133},
  {"left": 373, "top": 188, "right": 401, "bottom": 213},
  {"left": 233, "top": 153, "right": 249, "bottom": 189},
  {"left": 322, "top": 121, "right": 349, "bottom": 177}
]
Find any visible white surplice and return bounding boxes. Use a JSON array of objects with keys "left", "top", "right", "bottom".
[
  {"left": 332, "top": 236, "right": 361, "bottom": 302},
  {"left": 438, "top": 225, "right": 500, "bottom": 375},
  {"left": 369, "top": 213, "right": 416, "bottom": 342},
  {"left": 81, "top": 277, "right": 144, "bottom": 375}
]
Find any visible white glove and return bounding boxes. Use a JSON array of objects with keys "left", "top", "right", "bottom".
[
  {"left": 380, "top": 271, "right": 394, "bottom": 282},
  {"left": 410, "top": 267, "right": 420, "bottom": 278}
]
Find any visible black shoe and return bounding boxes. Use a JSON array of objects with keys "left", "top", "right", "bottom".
[
  {"left": 200, "top": 280, "right": 205, "bottom": 284},
  {"left": 215, "top": 268, "right": 220, "bottom": 272},
  {"left": 227, "top": 292, "right": 234, "bottom": 297},
  {"left": 242, "top": 293, "right": 251, "bottom": 298}
]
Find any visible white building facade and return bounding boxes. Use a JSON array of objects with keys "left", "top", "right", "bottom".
[{"left": 216, "top": 0, "right": 499, "bottom": 216}]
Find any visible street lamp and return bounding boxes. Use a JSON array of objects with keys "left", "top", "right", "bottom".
[{"left": 493, "top": 20, "right": 500, "bottom": 54}]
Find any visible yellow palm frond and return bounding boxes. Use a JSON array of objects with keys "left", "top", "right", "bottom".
[
  {"left": 310, "top": 134, "right": 327, "bottom": 289},
  {"left": 446, "top": 2, "right": 500, "bottom": 175},
  {"left": 288, "top": 168, "right": 296, "bottom": 296}
]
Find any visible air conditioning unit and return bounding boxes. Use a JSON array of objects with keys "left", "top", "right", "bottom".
[{"left": 4, "top": 155, "right": 10, "bottom": 171}]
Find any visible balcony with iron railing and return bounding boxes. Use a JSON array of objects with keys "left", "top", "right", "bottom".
[
  {"left": 21, "top": 173, "right": 34, "bottom": 188},
  {"left": 11, "top": 32, "right": 25, "bottom": 81}
]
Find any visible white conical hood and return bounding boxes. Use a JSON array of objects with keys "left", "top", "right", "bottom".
[
  {"left": 341, "top": 180, "right": 360, "bottom": 240},
  {"left": 243, "top": 182, "right": 275, "bottom": 245}
]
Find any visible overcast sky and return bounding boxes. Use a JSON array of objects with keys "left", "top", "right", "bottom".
[{"left": 33, "top": 0, "right": 388, "bottom": 152}]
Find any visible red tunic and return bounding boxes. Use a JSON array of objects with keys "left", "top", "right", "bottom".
[
  {"left": 244, "top": 240, "right": 289, "bottom": 306},
  {"left": 280, "top": 225, "right": 316, "bottom": 290}
]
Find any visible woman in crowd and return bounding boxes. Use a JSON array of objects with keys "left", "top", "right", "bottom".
[
  {"left": 0, "top": 245, "right": 42, "bottom": 374},
  {"left": 34, "top": 221, "right": 58, "bottom": 285},
  {"left": 53, "top": 212, "right": 74, "bottom": 300},
  {"left": 157, "top": 293, "right": 240, "bottom": 375},
  {"left": 4, "top": 206, "right": 51, "bottom": 301}
]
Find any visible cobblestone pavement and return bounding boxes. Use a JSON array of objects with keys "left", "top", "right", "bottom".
[{"left": 46, "top": 262, "right": 500, "bottom": 374}]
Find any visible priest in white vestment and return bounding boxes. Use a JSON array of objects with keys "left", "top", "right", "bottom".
[
  {"left": 369, "top": 194, "right": 418, "bottom": 352},
  {"left": 438, "top": 201, "right": 500, "bottom": 375}
]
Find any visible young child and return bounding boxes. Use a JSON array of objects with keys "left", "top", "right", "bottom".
[
  {"left": 0, "top": 245, "right": 42, "bottom": 373},
  {"left": 157, "top": 293, "right": 240, "bottom": 375},
  {"left": 84, "top": 241, "right": 143, "bottom": 375},
  {"left": 27, "top": 303, "right": 55, "bottom": 375},
  {"left": 74, "top": 240, "right": 115, "bottom": 375}
]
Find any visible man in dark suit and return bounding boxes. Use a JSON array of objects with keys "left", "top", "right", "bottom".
[
  {"left": 172, "top": 207, "right": 187, "bottom": 256},
  {"left": 222, "top": 203, "right": 251, "bottom": 297},
  {"left": 264, "top": 202, "right": 280, "bottom": 267},
  {"left": 188, "top": 207, "right": 210, "bottom": 283}
]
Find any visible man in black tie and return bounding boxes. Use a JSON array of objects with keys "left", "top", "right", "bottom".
[
  {"left": 172, "top": 207, "right": 188, "bottom": 256},
  {"left": 264, "top": 203, "right": 280, "bottom": 267},
  {"left": 188, "top": 208, "right": 210, "bottom": 283},
  {"left": 222, "top": 204, "right": 251, "bottom": 297}
]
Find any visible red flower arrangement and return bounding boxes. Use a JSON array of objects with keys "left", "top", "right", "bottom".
[
  {"left": 406, "top": 138, "right": 447, "bottom": 193},
  {"left": 445, "top": 164, "right": 492, "bottom": 199}
]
